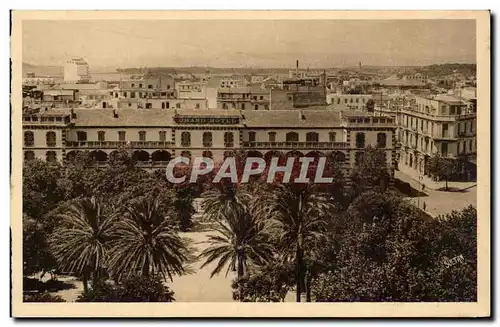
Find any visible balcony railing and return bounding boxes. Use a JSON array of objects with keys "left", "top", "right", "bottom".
[
  {"left": 66, "top": 141, "right": 175, "bottom": 149},
  {"left": 243, "top": 141, "right": 350, "bottom": 149}
]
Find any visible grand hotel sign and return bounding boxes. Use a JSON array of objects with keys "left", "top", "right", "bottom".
[{"left": 174, "top": 115, "right": 240, "bottom": 125}]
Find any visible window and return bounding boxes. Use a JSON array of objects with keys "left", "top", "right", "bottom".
[
  {"left": 337, "top": 98, "right": 340, "bottom": 104},
  {"left": 203, "top": 132, "right": 213, "bottom": 147},
  {"left": 248, "top": 131, "right": 256, "bottom": 142},
  {"left": 260, "top": 96, "right": 264, "bottom": 100},
  {"left": 46, "top": 151, "right": 57, "bottom": 163},
  {"left": 196, "top": 103, "right": 200, "bottom": 109},
  {"left": 222, "top": 103, "right": 228, "bottom": 109},
  {"left": 442, "top": 124, "right": 449, "bottom": 138},
  {"left": 254, "top": 105, "right": 259, "bottom": 110},
  {"left": 441, "top": 143, "right": 448, "bottom": 156},
  {"left": 350, "top": 98, "right": 353, "bottom": 103},
  {"left": 469, "top": 121, "right": 473, "bottom": 133},
  {"left": 264, "top": 104, "right": 269, "bottom": 110},
  {"left": 118, "top": 131, "right": 126, "bottom": 141},
  {"left": 161, "top": 102, "right": 165, "bottom": 109},
  {"left": 166, "top": 102, "right": 170, "bottom": 109},
  {"left": 148, "top": 85, "right": 153, "bottom": 89},
  {"left": 160, "top": 92, "right": 167, "bottom": 97},
  {"left": 286, "top": 132, "right": 299, "bottom": 142},
  {"left": 176, "top": 103, "right": 181, "bottom": 109},
  {"left": 355, "top": 132, "right": 366, "bottom": 148},
  {"left": 203, "top": 150, "right": 213, "bottom": 159},
  {"left": 181, "top": 132, "right": 191, "bottom": 147},
  {"left": 241, "top": 103, "right": 245, "bottom": 110},
  {"left": 77, "top": 131, "right": 87, "bottom": 141},
  {"left": 145, "top": 103, "right": 152, "bottom": 109},
  {"left": 131, "top": 83, "right": 135, "bottom": 88},
  {"left": 139, "top": 131, "right": 146, "bottom": 141},
  {"left": 98, "top": 131, "right": 105, "bottom": 142},
  {"left": 356, "top": 98, "right": 359, "bottom": 103},
  {"left": 268, "top": 132, "right": 276, "bottom": 142},
  {"left": 329, "top": 132, "right": 336, "bottom": 142},
  {"left": 306, "top": 132, "right": 319, "bottom": 143},
  {"left": 469, "top": 140, "right": 473, "bottom": 152},
  {"left": 24, "top": 151, "right": 35, "bottom": 161},
  {"left": 159, "top": 131, "right": 166, "bottom": 142},
  {"left": 24, "top": 131, "right": 34, "bottom": 146},
  {"left": 344, "top": 99, "right": 348, "bottom": 104},
  {"left": 224, "top": 132, "right": 234, "bottom": 147},
  {"left": 131, "top": 92, "right": 136, "bottom": 99}
]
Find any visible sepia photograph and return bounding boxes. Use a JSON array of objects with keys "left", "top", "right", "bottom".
[{"left": 10, "top": 10, "right": 490, "bottom": 317}]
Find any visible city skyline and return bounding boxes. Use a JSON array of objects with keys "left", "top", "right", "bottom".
[{"left": 22, "top": 19, "right": 476, "bottom": 70}]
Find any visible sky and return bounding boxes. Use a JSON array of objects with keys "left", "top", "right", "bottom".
[{"left": 22, "top": 19, "right": 476, "bottom": 70}]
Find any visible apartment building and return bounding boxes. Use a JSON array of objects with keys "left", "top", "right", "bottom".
[{"left": 398, "top": 94, "right": 476, "bottom": 177}]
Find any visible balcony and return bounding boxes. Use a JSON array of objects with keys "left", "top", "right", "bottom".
[
  {"left": 242, "top": 141, "right": 350, "bottom": 149},
  {"left": 66, "top": 141, "right": 175, "bottom": 149}
]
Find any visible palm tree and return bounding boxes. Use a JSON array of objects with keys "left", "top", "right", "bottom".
[
  {"left": 198, "top": 204, "right": 274, "bottom": 279},
  {"left": 108, "top": 196, "right": 188, "bottom": 282},
  {"left": 49, "top": 197, "right": 114, "bottom": 292},
  {"left": 202, "top": 182, "right": 252, "bottom": 223},
  {"left": 256, "top": 184, "right": 333, "bottom": 302}
]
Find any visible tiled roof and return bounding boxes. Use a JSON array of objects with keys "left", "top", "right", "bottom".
[
  {"left": 70, "top": 109, "right": 176, "bottom": 127},
  {"left": 37, "top": 108, "right": 357, "bottom": 128},
  {"left": 242, "top": 110, "right": 342, "bottom": 128}
]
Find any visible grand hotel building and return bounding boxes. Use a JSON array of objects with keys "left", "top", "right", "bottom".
[{"left": 22, "top": 108, "right": 398, "bottom": 178}]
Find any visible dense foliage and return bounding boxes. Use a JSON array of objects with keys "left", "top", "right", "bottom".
[
  {"left": 23, "top": 149, "right": 477, "bottom": 303},
  {"left": 76, "top": 276, "right": 175, "bottom": 302}
]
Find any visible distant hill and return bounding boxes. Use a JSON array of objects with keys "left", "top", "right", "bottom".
[
  {"left": 415, "top": 63, "right": 476, "bottom": 78},
  {"left": 23, "top": 62, "right": 63, "bottom": 77}
]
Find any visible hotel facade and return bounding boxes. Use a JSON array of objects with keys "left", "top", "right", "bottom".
[{"left": 22, "top": 108, "right": 398, "bottom": 179}]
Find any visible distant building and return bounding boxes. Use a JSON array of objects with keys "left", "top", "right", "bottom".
[
  {"left": 326, "top": 94, "right": 373, "bottom": 111},
  {"left": 64, "top": 58, "right": 91, "bottom": 83}
]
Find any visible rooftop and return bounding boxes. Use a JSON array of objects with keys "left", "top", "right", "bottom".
[{"left": 31, "top": 108, "right": 387, "bottom": 128}]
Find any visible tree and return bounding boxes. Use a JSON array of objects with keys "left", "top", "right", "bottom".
[
  {"left": 351, "top": 146, "right": 391, "bottom": 195},
  {"left": 202, "top": 182, "right": 252, "bottom": 223},
  {"left": 23, "top": 215, "right": 56, "bottom": 276},
  {"left": 198, "top": 203, "right": 274, "bottom": 281},
  {"left": 232, "top": 262, "right": 294, "bottom": 302},
  {"left": 23, "top": 159, "right": 66, "bottom": 219},
  {"left": 108, "top": 196, "right": 188, "bottom": 282},
  {"left": 427, "top": 154, "right": 459, "bottom": 190},
  {"left": 311, "top": 193, "right": 476, "bottom": 302},
  {"left": 48, "top": 197, "right": 115, "bottom": 292},
  {"left": 77, "top": 275, "right": 175, "bottom": 302},
  {"left": 256, "top": 183, "right": 333, "bottom": 302}
]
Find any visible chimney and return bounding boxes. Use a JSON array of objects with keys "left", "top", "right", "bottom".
[
  {"left": 113, "top": 109, "right": 118, "bottom": 118},
  {"left": 299, "top": 110, "right": 305, "bottom": 120}
]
